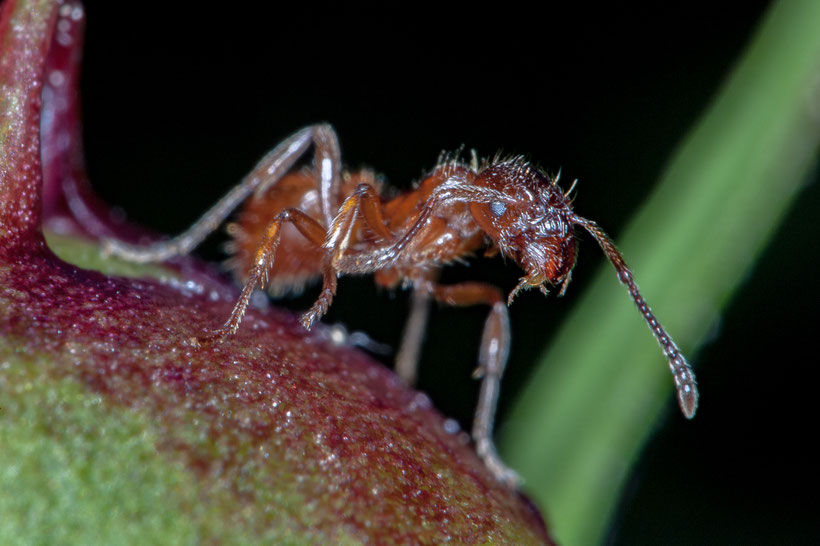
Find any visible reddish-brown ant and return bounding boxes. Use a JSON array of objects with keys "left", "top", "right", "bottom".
[{"left": 103, "top": 124, "right": 698, "bottom": 487}]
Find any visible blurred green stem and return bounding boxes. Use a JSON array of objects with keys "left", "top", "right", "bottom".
[{"left": 502, "top": 1, "right": 820, "bottom": 544}]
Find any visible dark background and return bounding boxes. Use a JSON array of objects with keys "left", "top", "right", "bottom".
[{"left": 79, "top": 3, "right": 817, "bottom": 544}]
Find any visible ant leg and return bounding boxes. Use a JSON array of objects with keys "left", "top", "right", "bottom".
[
  {"left": 395, "top": 269, "right": 439, "bottom": 385},
  {"left": 369, "top": 181, "right": 506, "bottom": 271},
  {"left": 102, "top": 124, "right": 342, "bottom": 263},
  {"left": 300, "top": 183, "right": 394, "bottom": 329},
  {"left": 253, "top": 123, "right": 341, "bottom": 228},
  {"left": 299, "top": 265, "right": 337, "bottom": 331},
  {"left": 394, "top": 286, "right": 432, "bottom": 385},
  {"left": 425, "top": 281, "right": 519, "bottom": 487},
  {"left": 200, "top": 208, "right": 326, "bottom": 343},
  {"left": 326, "top": 183, "right": 394, "bottom": 261},
  {"left": 313, "top": 124, "right": 341, "bottom": 227}
]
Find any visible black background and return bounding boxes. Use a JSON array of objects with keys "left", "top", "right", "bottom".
[{"left": 79, "top": 3, "right": 817, "bottom": 544}]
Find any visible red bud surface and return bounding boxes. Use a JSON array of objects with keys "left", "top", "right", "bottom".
[{"left": 0, "top": 1, "right": 552, "bottom": 543}]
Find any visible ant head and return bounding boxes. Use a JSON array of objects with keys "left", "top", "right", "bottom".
[{"left": 470, "top": 159, "right": 577, "bottom": 301}]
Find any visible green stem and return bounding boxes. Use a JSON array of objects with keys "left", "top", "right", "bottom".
[{"left": 502, "top": 1, "right": 820, "bottom": 544}]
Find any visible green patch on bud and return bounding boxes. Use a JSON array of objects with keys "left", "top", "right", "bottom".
[
  {"left": 0, "top": 353, "right": 354, "bottom": 545},
  {"left": 45, "top": 231, "right": 180, "bottom": 282}
]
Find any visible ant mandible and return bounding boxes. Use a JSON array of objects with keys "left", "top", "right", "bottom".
[{"left": 103, "top": 124, "right": 698, "bottom": 487}]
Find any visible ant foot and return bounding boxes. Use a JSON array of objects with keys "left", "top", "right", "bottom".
[
  {"left": 194, "top": 327, "right": 231, "bottom": 346},
  {"left": 300, "top": 313, "right": 316, "bottom": 331},
  {"left": 100, "top": 237, "right": 178, "bottom": 263},
  {"left": 100, "top": 237, "right": 116, "bottom": 258},
  {"left": 475, "top": 437, "right": 521, "bottom": 489},
  {"left": 302, "top": 293, "right": 332, "bottom": 330}
]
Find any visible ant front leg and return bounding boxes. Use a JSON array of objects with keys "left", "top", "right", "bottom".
[
  {"left": 102, "top": 124, "right": 342, "bottom": 262},
  {"left": 200, "top": 208, "right": 327, "bottom": 343},
  {"left": 425, "top": 281, "right": 519, "bottom": 487},
  {"left": 300, "top": 183, "right": 394, "bottom": 330}
]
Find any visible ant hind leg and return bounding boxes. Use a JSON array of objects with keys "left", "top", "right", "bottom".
[{"left": 102, "top": 124, "right": 342, "bottom": 263}]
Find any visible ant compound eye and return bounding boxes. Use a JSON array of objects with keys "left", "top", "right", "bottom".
[{"left": 490, "top": 201, "right": 507, "bottom": 217}]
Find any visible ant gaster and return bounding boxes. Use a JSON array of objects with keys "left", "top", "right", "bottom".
[{"left": 104, "top": 124, "right": 698, "bottom": 487}]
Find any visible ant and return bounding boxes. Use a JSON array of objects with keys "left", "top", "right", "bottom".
[{"left": 103, "top": 124, "right": 698, "bottom": 487}]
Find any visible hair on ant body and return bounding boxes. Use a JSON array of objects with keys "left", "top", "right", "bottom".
[{"left": 104, "top": 124, "right": 698, "bottom": 487}]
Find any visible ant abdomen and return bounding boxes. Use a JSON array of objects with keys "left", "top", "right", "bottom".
[
  {"left": 227, "top": 170, "right": 380, "bottom": 296},
  {"left": 226, "top": 171, "right": 325, "bottom": 296}
]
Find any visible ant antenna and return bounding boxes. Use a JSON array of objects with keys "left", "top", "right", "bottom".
[{"left": 572, "top": 214, "right": 698, "bottom": 418}]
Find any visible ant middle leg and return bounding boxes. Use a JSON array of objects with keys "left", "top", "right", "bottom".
[
  {"left": 394, "top": 268, "right": 440, "bottom": 386},
  {"left": 424, "top": 281, "right": 519, "bottom": 487},
  {"left": 102, "top": 124, "right": 342, "bottom": 263},
  {"left": 394, "top": 285, "right": 432, "bottom": 386}
]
